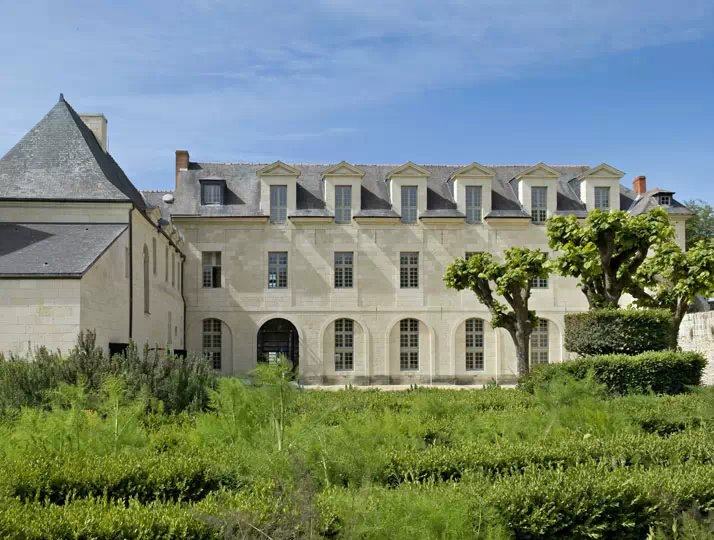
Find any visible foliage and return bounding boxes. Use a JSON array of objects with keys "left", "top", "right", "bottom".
[
  {"left": 0, "top": 330, "right": 217, "bottom": 414},
  {"left": 0, "top": 363, "right": 713, "bottom": 538},
  {"left": 547, "top": 208, "right": 674, "bottom": 308},
  {"left": 684, "top": 199, "right": 714, "bottom": 248},
  {"left": 632, "top": 239, "right": 714, "bottom": 343},
  {"left": 518, "top": 350, "right": 706, "bottom": 395},
  {"left": 564, "top": 308, "right": 673, "bottom": 355},
  {"left": 444, "top": 247, "right": 550, "bottom": 373}
]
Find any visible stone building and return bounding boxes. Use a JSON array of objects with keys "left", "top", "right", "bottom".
[
  {"left": 0, "top": 97, "right": 692, "bottom": 383},
  {"left": 0, "top": 97, "right": 185, "bottom": 356}
]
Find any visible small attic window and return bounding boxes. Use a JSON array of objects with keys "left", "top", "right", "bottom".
[
  {"left": 658, "top": 194, "right": 672, "bottom": 206},
  {"left": 200, "top": 180, "right": 224, "bottom": 205}
]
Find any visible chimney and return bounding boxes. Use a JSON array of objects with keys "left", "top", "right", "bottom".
[
  {"left": 80, "top": 113, "right": 108, "bottom": 152},
  {"left": 633, "top": 175, "right": 647, "bottom": 196},
  {"left": 176, "top": 150, "right": 189, "bottom": 183}
]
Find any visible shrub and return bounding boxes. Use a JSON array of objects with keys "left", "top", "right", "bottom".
[
  {"left": 3, "top": 451, "right": 241, "bottom": 505},
  {"left": 0, "top": 497, "right": 219, "bottom": 539},
  {"left": 564, "top": 308, "right": 673, "bottom": 355},
  {"left": 0, "top": 331, "right": 217, "bottom": 413},
  {"left": 519, "top": 350, "right": 706, "bottom": 395}
]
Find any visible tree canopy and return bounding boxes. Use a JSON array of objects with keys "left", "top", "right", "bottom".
[
  {"left": 684, "top": 199, "right": 714, "bottom": 249},
  {"left": 546, "top": 208, "right": 673, "bottom": 308},
  {"left": 444, "top": 247, "right": 549, "bottom": 374}
]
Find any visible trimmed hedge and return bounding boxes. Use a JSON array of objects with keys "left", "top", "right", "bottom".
[
  {"left": 380, "top": 430, "right": 713, "bottom": 486},
  {"left": 564, "top": 308, "right": 673, "bottom": 355},
  {"left": 519, "top": 350, "right": 705, "bottom": 395},
  {"left": 2, "top": 451, "right": 241, "bottom": 505}
]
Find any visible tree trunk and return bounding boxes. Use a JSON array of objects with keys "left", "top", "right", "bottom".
[
  {"left": 507, "top": 325, "right": 531, "bottom": 375},
  {"left": 671, "top": 299, "right": 689, "bottom": 350}
]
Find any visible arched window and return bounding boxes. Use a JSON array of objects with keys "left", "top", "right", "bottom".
[
  {"left": 399, "top": 318, "right": 419, "bottom": 371},
  {"left": 530, "top": 319, "right": 549, "bottom": 365},
  {"left": 334, "top": 318, "right": 354, "bottom": 371},
  {"left": 203, "top": 318, "right": 222, "bottom": 370},
  {"left": 142, "top": 245, "right": 150, "bottom": 314},
  {"left": 465, "top": 318, "right": 484, "bottom": 371}
]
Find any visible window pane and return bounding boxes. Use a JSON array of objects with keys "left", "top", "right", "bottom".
[
  {"left": 335, "top": 185, "right": 352, "bottom": 223},
  {"left": 268, "top": 251, "right": 288, "bottom": 288},
  {"left": 270, "top": 185, "right": 288, "bottom": 223},
  {"left": 202, "top": 318, "right": 222, "bottom": 370},
  {"left": 401, "top": 186, "right": 417, "bottom": 223},
  {"left": 465, "top": 318, "right": 484, "bottom": 370},
  {"left": 531, "top": 187, "right": 547, "bottom": 224},
  {"left": 202, "top": 183, "right": 223, "bottom": 205},
  {"left": 530, "top": 319, "right": 549, "bottom": 365},
  {"left": 400, "top": 252, "right": 419, "bottom": 288},
  {"left": 594, "top": 187, "right": 610, "bottom": 210},
  {"left": 334, "top": 252, "right": 353, "bottom": 288},
  {"left": 399, "top": 318, "right": 419, "bottom": 370},
  {"left": 531, "top": 277, "right": 548, "bottom": 289},
  {"left": 202, "top": 251, "right": 221, "bottom": 288},
  {"left": 465, "top": 186, "right": 482, "bottom": 223},
  {"left": 334, "top": 318, "right": 354, "bottom": 370}
]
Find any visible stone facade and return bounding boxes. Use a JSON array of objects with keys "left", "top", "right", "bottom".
[{"left": 678, "top": 311, "right": 714, "bottom": 385}]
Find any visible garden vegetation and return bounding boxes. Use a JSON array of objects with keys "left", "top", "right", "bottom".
[{"left": 0, "top": 335, "right": 711, "bottom": 539}]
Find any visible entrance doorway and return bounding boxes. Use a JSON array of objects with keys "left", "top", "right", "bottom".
[{"left": 257, "top": 318, "right": 299, "bottom": 368}]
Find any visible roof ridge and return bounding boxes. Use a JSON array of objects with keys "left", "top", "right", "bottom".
[{"left": 194, "top": 160, "right": 591, "bottom": 168}]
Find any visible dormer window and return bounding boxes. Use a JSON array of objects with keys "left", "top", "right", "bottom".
[
  {"left": 531, "top": 186, "right": 548, "bottom": 224},
  {"left": 401, "top": 186, "right": 418, "bottom": 223},
  {"left": 200, "top": 180, "right": 224, "bottom": 205},
  {"left": 465, "top": 186, "right": 482, "bottom": 223},
  {"left": 594, "top": 186, "right": 610, "bottom": 210},
  {"left": 658, "top": 194, "right": 671, "bottom": 206},
  {"left": 270, "top": 185, "right": 288, "bottom": 223}
]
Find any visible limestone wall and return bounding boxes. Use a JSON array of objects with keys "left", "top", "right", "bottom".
[
  {"left": 678, "top": 311, "right": 714, "bottom": 385},
  {"left": 0, "top": 278, "right": 81, "bottom": 356}
]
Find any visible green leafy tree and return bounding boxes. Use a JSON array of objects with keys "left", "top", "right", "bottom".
[
  {"left": 546, "top": 208, "right": 673, "bottom": 308},
  {"left": 684, "top": 199, "right": 714, "bottom": 248},
  {"left": 444, "top": 248, "right": 549, "bottom": 375},
  {"left": 631, "top": 239, "right": 714, "bottom": 344}
]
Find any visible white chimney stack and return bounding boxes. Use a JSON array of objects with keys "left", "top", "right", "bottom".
[{"left": 80, "top": 113, "right": 108, "bottom": 152}]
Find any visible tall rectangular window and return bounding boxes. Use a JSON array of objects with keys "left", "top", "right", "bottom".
[
  {"left": 202, "top": 252, "right": 221, "bottom": 288},
  {"left": 334, "top": 252, "right": 354, "bottom": 288},
  {"left": 465, "top": 186, "right": 482, "bottom": 223},
  {"left": 531, "top": 186, "right": 547, "bottom": 224},
  {"left": 201, "top": 182, "right": 223, "bottom": 205},
  {"left": 401, "top": 185, "right": 417, "bottom": 223},
  {"left": 152, "top": 238, "right": 157, "bottom": 275},
  {"left": 530, "top": 319, "right": 549, "bottom": 365},
  {"left": 334, "top": 318, "right": 354, "bottom": 371},
  {"left": 399, "top": 319, "right": 419, "bottom": 370},
  {"left": 202, "top": 318, "right": 222, "bottom": 370},
  {"left": 171, "top": 253, "right": 175, "bottom": 286},
  {"left": 268, "top": 251, "right": 288, "bottom": 288},
  {"left": 594, "top": 186, "right": 610, "bottom": 210},
  {"left": 400, "top": 252, "right": 419, "bottom": 288},
  {"left": 335, "top": 185, "right": 352, "bottom": 223},
  {"left": 465, "top": 318, "right": 484, "bottom": 371},
  {"left": 164, "top": 246, "right": 169, "bottom": 282},
  {"left": 270, "top": 185, "right": 288, "bottom": 224}
]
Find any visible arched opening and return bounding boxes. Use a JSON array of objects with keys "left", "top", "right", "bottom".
[{"left": 257, "top": 318, "right": 299, "bottom": 368}]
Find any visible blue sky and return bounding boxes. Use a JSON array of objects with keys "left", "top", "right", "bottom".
[{"left": 1, "top": 1, "right": 713, "bottom": 201}]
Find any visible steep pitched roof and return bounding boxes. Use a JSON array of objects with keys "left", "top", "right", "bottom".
[
  {"left": 0, "top": 96, "right": 146, "bottom": 210},
  {"left": 0, "top": 222, "right": 127, "bottom": 277}
]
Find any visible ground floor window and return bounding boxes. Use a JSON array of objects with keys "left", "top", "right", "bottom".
[
  {"left": 530, "top": 319, "right": 549, "bottom": 365},
  {"left": 465, "top": 318, "right": 484, "bottom": 371},
  {"left": 399, "top": 318, "right": 419, "bottom": 370},
  {"left": 203, "top": 318, "right": 222, "bottom": 370},
  {"left": 334, "top": 318, "right": 354, "bottom": 371}
]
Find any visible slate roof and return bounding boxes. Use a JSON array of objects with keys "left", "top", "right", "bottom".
[
  {"left": 627, "top": 189, "right": 693, "bottom": 216},
  {"left": 158, "top": 162, "right": 594, "bottom": 219},
  {"left": 0, "top": 223, "right": 127, "bottom": 277},
  {"left": 0, "top": 96, "right": 146, "bottom": 210}
]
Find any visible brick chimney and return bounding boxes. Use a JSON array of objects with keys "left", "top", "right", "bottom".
[
  {"left": 175, "top": 150, "right": 189, "bottom": 184},
  {"left": 80, "top": 113, "right": 108, "bottom": 152},
  {"left": 633, "top": 175, "right": 647, "bottom": 196}
]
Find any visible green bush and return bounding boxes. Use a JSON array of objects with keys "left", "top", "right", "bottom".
[
  {"left": 564, "top": 308, "right": 673, "bottom": 355},
  {"left": 0, "top": 331, "right": 217, "bottom": 414},
  {"left": 3, "top": 451, "right": 241, "bottom": 505},
  {"left": 0, "top": 497, "right": 219, "bottom": 539},
  {"left": 519, "top": 350, "right": 706, "bottom": 395}
]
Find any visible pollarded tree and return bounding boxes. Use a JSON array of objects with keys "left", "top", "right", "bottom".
[
  {"left": 546, "top": 208, "right": 673, "bottom": 308},
  {"left": 631, "top": 239, "right": 714, "bottom": 345},
  {"left": 443, "top": 248, "right": 550, "bottom": 375}
]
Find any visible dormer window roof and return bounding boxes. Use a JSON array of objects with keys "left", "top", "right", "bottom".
[{"left": 200, "top": 177, "right": 226, "bottom": 205}]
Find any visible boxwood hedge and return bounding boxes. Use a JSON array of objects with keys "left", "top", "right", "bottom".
[
  {"left": 519, "top": 350, "right": 705, "bottom": 395},
  {"left": 564, "top": 308, "right": 673, "bottom": 355}
]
